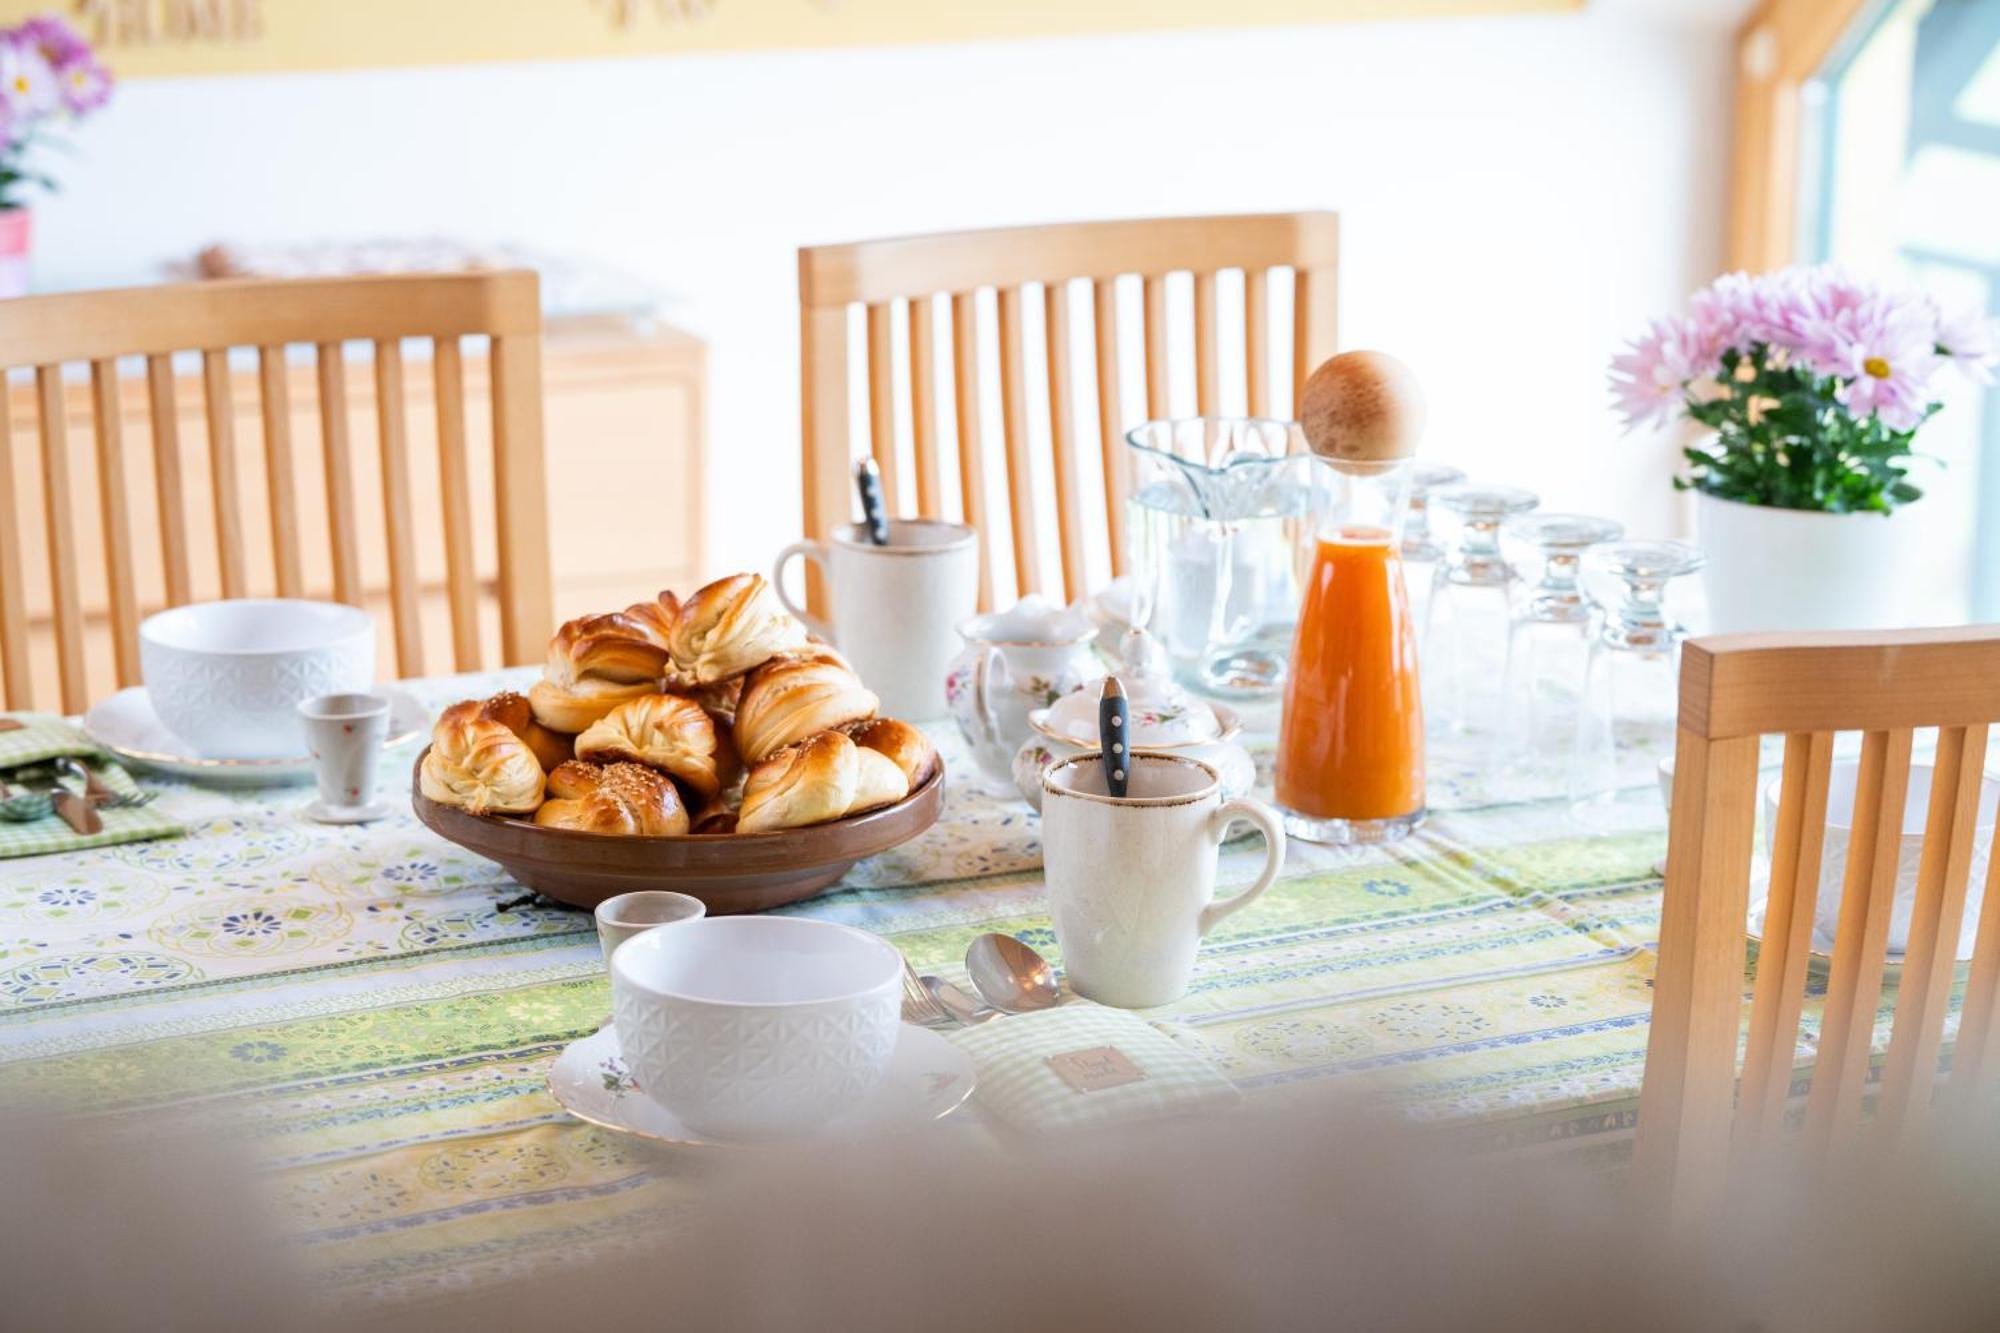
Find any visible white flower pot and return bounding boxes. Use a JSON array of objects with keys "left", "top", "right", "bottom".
[{"left": 1695, "top": 491, "right": 1918, "bottom": 634}]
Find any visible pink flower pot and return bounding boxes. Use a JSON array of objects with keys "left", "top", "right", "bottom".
[{"left": 0, "top": 209, "right": 31, "bottom": 298}]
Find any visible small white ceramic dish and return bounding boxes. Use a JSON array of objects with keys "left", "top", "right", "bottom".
[
  {"left": 546, "top": 1021, "right": 975, "bottom": 1148},
  {"left": 139, "top": 599, "right": 375, "bottom": 758},
  {"left": 609, "top": 916, "right": 904, "bottom": 1140},
  {"left": 85, "top": 685, "right": 426, "bottom": 787}
]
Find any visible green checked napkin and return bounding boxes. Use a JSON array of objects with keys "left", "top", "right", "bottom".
[
  {"left": 946, "top": 1001, "right": 1240, "bottom": 1136},
  {"left": 0, "top": 714, "right": 183, "bottom": 859}
]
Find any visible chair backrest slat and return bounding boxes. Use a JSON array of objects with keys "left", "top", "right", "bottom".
[
  {"left": 431, "top": 337, "right": 481, "bottom": 673},
  {"left": 145, "top": 353, "right": 192, "bottom": 607},
  {"left": 256, "top": 345, "right": 303, "bottom": 598},
  {"left": 799, "top": 213, "right": 1339, "bottom": 612},
  {"left": 87, "top": 359, "right": 141, "bottom": 687},
  {"left": 1637, "top": 626, "right": 2000, "bottom": 1226},
  {"left": 0, "top": 272, "right": 551, "bottom": 709}
]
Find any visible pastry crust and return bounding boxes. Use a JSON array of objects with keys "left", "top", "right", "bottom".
[
  {"left": 842, "top": 717, "right": 936, "bottom": 788},
  {"left": 476, "top": 690, "right": 574, "bottom": 772},
  {"left": 669, "top": 573, "right": 807, "bottom": 684},
  {"left": 533, "top": 760, "right": 689, "bottom": 836},
  {"left": 528, "top": 676, "right": 656, "bottom": 735},
  {"left": 420, "top": 701, "right": 545, "bottom": 816},
  {"left": 732, "top": 654, "right": 879, "bottom": 766},
  {"left": 846, "top": 745, "right": 910, "bottom": 817},
  {"left": 737, "top": 731, "right": 859, "bottom": 833},
  {"left": 545, "top": 608, "right": 673, "bottom": 688},
  {"left": 574, "top": 693, "right": 733, "bottom": 802}
]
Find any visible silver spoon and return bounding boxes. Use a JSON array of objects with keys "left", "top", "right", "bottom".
[
  {"left": 921, "top": 975, "right": 998, "bottom": 1026},
  {"left": 965, "top": 933, "right": 1063, "bottom": 1014}
]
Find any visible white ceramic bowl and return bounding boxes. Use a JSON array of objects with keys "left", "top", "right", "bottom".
[
  {"left": 1761, "top": 760, "right": 1998, "bottom": 958},
  {"left": 609, "top": 916, "right": 902, "bottom": 1140},
  {"left": 138, "top": 599, "right": 375, "bottom": 759}
]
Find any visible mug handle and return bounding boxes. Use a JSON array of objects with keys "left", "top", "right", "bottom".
[
  {"left": 771, "top": 540, "right": 835, "bottom": 641},
  {"left": 968, "top": 643, "right": 1006, "bottom": 754},
  {"left": 1197, "top": 798, "right": 1288, "bottom": 937}
]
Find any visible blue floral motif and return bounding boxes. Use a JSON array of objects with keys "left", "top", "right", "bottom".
[
  {"left": 230, "top": 1040, "right": 288, "bottom": 1064},
  {"left": 1362, "top": 878, "right": 1413, "bottom": 898},
  {"left": 1526, "top": 993, "right": 1569, "bottom": 1010},
  {"left": 219, "top": 908, "right": 286, "bottom": 939}
]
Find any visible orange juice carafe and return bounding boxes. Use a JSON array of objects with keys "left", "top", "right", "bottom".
[{"left": 1275, "top": 454, "right": 1426, "bottom": 844}]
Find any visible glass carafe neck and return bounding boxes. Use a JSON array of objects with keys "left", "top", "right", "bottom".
[{"left": 1306, "top": 457, "right": 1412, "bottom": 547}]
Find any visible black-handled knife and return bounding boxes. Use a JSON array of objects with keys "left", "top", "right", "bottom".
[
  {"left": 1100, "top": 676, "right": 1129, "bottom": 798},
  {"left": 855, "top": 458, "right": 891, "bottom": 546}
]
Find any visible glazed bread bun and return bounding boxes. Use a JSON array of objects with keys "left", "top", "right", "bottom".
[
  {"left": 420, "top": 701, "right": 545, "bottom": 816},
  {"left": 733, "top": 653, "right": 879, "bottom": 766},
  {"left": 545, "top": 609, "right": 673, "bottom": 689},
  {"left": 527, "top": 676, "right": 656, "bottom": 735},
  {"left": 533, "top": 760, "right": 689, "bottom": 836},
  {"left": 736, "top": 729, "right": 911, "bottom": 833},
  {"left": 842, "top": 718, "right": 937, "bottom": 788},
  {"left": 475, "top": 690, "right": 574, "bottom": 773},
  {"left": 574, "top": 693, "right": 734, "bottom": 802},
  {"left": 669, "top": 573, "right": 808, "bottom": 684}
]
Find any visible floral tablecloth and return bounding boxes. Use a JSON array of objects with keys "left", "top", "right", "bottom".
[{"left": 0, "top": 670, "right": 1925, "bottom": 1305}]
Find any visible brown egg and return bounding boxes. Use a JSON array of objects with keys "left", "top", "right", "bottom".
[{"left": 1298, "top": 350, "right": 1426, "bottom": 464}]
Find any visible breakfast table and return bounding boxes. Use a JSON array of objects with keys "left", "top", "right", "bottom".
[{"left": 0, "top": 665, "right": 1926, "bottom": 1306}]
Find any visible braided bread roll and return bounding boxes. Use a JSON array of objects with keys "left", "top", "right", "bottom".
[
  {"left": 669, "top": 573, "right": 807, "bottom": 684},
  {"left": 475, "top": 690, "right": 574, "bottom": 772},
  {"left": 574, "top": 693, "right": 735, "bottom": 802},
  {"left": 733, "top": 652, "right": 879, "bottom": 766},
  {"left": 533, "top": 760, "right": 689, "bottom": 836},
  {"left": 736, "top": 729, "right": 911, "bottom": 833},
  {"left": 842, "top": 718, "right": 937, "bottom": 788},
  {"left": 545, "top": 607, "right": 673, "bottom": 689},
  {"left": 528, "top": 676, "right": 656, "bottom": 736},
  {"left": 420, "top": 701, "right": 546, "bottom": 815}
]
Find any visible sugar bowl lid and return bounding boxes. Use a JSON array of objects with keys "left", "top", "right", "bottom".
[
  {"left": 959, "top": 592, "right": 1094, "bottom": 646},
  {"left": 1037, "top": 628, "right": 1226, "bottom": 748}
]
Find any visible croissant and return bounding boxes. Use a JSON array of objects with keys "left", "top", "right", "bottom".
[
  {"left": 574, "top": 693, "right": 734, "bottom": 802},
  {"left": 732, "top": 653, "right": 879, "bottom": 766},
  {"left": 736, "top": 730, "right": 911, "bottom": 833},
  {"left": 420, "top": 701, "right": 545, "bottom": 815},
  {"left": 528, "top": 676, "right": 656, "bottom": 735},
  {"left": 534, "top": 760, "right": 689, "bottom": 836},
  {"left": 545, "top": 608, "right": 673, "bottom": 689},
  {"left": 842, "top": 718, "right": 937, "bottom": 788},
  {"left": 475, "top": 690, "right": 574, "bottom": 772},
  {"left": 669, "top": 573, "right": 807, "bottom": 684}
]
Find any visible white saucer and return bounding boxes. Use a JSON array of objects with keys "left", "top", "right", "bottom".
[
  {"left": 547, "top": 1022, "right": 976, "bottom": 1148},
  {"left": 84, "top": 686, "right": 428, "bottom": 788},
  {"left": 304, "top": 799, "right": 395, "bottom": 825},
  {"left": 1745, "top": 857, "right": 1934, "bottom": 977}
]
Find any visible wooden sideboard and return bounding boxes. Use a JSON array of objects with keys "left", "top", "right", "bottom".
[{"left": 3, "top": 313, "right": 707, "bottom": 706}]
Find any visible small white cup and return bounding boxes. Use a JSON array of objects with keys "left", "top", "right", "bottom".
[
  {"left": 773, "top": 520, "right": 978, "bottom": 720},
  {"left": 297, "top": 693, "right": 391, "bottom": 823},
  {"left": 610, "top": 916, "right": 903, "bottom": 1140},
  {"left": 593, "top": 891, "right": 706, "bottom": 969},
  {"left": 1040, "top": 751, "right": 1287, "bottom": 1008}
]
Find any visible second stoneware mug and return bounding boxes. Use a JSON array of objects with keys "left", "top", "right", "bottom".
[
  {"left": 1040, "top": 752, "right": 1287, "bottom": 1008},
  {"left": 773, "top": 519, "right": 978, "bottom": 720}
]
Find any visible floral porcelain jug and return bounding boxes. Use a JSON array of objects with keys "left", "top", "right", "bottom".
[{"left": 945, "top": 594, "right": 1102, "bottom": 783}]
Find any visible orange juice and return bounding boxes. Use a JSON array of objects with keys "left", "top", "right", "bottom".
[{"left": 1275, "top": 525, "right": 1425, "bottom": 826}]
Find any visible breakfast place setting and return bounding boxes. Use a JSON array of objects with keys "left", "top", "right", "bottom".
[{"left": 2, "top": 75, "right": 2000, "bottom": 1303}]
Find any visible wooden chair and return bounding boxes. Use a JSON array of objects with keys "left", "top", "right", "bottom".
[
  {"left": 798, "top": 213, "right": 1339, "bottom": 611},
  {"left": 0, "top": 271, "right": 553, "bottom": 712},
  {"left": 1635, "top": 626, "right": 2000, "bottom": 1222}
]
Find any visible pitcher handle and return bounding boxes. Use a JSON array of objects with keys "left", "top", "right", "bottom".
[
  {"left": 969, "top": 643, "right": 1006, "bottom": 755},
  {"left": 1197, "top": 797, "right": 1287, "bottom": 936},
  {"left": 772, "top": 540, "right": 835, "bottom": 642}
]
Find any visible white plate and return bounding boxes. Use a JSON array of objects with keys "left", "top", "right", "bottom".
[
  {"left": 83, "top": 685, "right": 428, "bottom": 787},
  {"left": 548, "top": 1022, "right": 976, "bottom": 1148},
  {"left": 1745, "top": 859, "right": 1935, "bottom": 977}
]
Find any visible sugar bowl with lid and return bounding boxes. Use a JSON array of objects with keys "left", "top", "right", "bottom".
[
  {"left": 1012, "top": 628, "right": 1257, "bottom": 811},
  {"left": 945, "top": 594, "right": 1103, "bottom": 784}
]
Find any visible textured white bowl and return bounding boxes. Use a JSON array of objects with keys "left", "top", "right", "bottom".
[
  {"left": 138, "top": 599, "right": 375, "bottom": 759},
  {"left": 610, "top": 916, "right": 902, "bottom": 1140}
]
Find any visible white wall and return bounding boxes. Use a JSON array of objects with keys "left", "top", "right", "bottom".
[{"left": 32, "top": 0, "right": 1737, "bottom": 583}]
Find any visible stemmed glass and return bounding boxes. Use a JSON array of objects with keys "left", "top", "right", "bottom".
[
  {"left": 1497, "top": 514, "right": 1625, "bottom": 788},
  {"left": 1568, "top": 540, "right": 1706, "bottom": 832},
  {"left": 1424, "top": 483, "right": 1540, "bottom": 737},
  {"left": 1399, "top": 462, "right": 1465, "bottom": 635}
]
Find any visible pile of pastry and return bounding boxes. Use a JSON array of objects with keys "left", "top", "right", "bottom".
[{"left": 418, "top": 573, "right": 936, "bottom": 836}]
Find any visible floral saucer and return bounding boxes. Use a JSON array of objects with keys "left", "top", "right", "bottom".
[{"left": 547, "top": 1022, "right": 977, "bottom": 1148}]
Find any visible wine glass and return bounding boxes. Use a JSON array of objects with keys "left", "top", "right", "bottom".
[
  {"left": 1424, "top": 483, "right": 1540, "bottom": 737},
  {"left": 1497, "top": 513, "right": 1625, "bottom": 790},
  {"left": 1569, "top": 540, "right": 1706, "bottom": 832},
  {"left": 1400, "top": 462, "right": 1465, "bottom": 635}
]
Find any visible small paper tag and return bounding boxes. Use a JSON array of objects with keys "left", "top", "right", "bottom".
[{"left": 1046, "top": 1045, "right": 1145, "bottom": 1093}]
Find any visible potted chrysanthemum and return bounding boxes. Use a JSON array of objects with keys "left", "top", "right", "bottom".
[
  {"left": 0, "top": 15, "right": 112, "bottom": 297},
  {"left": 1611, "top": 267, "right": 1998, "bottom": 632}
]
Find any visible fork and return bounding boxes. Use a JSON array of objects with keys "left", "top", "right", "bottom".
[
  {"left": 900, "top": 955, "right": 955, "bottom": 1029},
  {"left": 55, "top": 757, "right": 156, "bottom": 809}
]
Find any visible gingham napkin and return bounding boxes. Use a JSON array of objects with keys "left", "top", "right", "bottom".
[
  {"left": 945, "top": 1000, "right": 1240, "bottom": 1136},
  {"left": 0, "top": 714, "right": 182, "bottom": 858}
]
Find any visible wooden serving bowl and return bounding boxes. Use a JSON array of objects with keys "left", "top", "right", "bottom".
[{"left": 410, "top": 749, "right": 945, "bottom": 914}]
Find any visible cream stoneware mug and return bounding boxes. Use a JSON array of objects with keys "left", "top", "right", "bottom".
[
  {"left": 1040, "top": 752, "right": 1287, "bottom": 1008},
  {"left": 773, "top": 519, "right": 978, "bottom": 720}
]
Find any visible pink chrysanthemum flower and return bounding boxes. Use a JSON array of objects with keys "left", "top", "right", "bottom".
[
  {"left": 1935, "top": 303, "right": 2000, "bottom": 385},
  {"left": 1609, "top": 316, "right": 1708, "bottom": 430}
]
